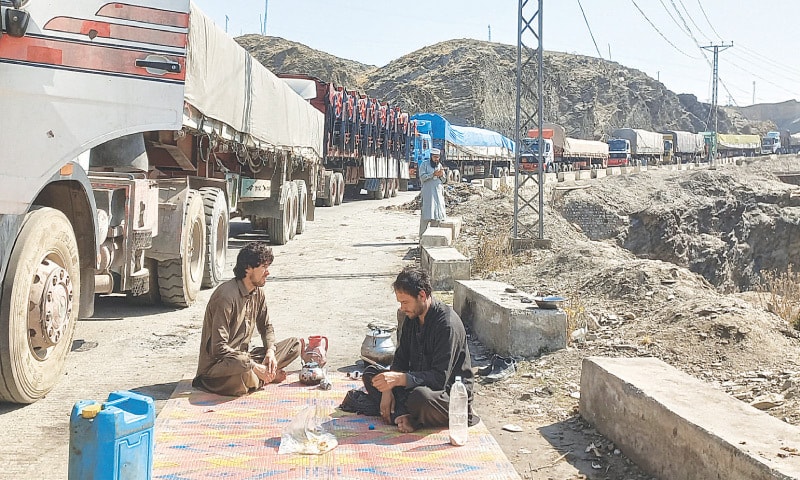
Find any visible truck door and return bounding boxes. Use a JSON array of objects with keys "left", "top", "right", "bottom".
[{"left": 0, "top": 0, "right": 189, "bottom": 215}]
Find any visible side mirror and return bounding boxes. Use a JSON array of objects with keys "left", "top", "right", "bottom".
[{"left": 5, "top": 7, "right": 30, "bottom": 38}]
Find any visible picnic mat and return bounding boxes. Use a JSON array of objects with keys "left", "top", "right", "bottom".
[{"left": 153, "top": 372, "right": 521, "bottom": 480}]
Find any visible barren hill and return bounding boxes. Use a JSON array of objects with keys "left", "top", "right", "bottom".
[{"left": 236, "top": 35, "right": 771, "bottom": 139}]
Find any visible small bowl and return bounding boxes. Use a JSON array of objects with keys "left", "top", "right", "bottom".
[{"left": 534, "top": 296, "right": 567, "bottom": 309}]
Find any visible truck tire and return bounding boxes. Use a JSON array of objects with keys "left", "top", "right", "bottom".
[
  {"left": 334, "top": 173, "right": 345, "bottom": 205},
  {"left": 159, "top": 189, "right": 206, "bottom": 307},
  {"left": 321, "top": 173, "right": 336, "bottom": 207},
  {"left": 453, "top": 169, "right": 462, "bottom": 184},
  {"left": 0, "top": 207, "right": 80, "bottom": 403},
  {"left": 399, "top": 179, "right": 409, "bottom": 192},
  {"left": 199, "top": 187, "right": 229, "bottom": 288},
  {"left": 374, "top": 179, "right": 385, "bottom": 200},
  {"left": 269, "top": 182, "right": 297, "bottom": 245},
  {"left": 294, "top": 180, "right": 307, "bottom": 234},
  {"left": 390, "top": 178, "right": 398, "bottom": 197}
]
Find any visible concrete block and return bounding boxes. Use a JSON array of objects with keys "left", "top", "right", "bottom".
[
  {"left": 420, "top": 226, "right": 452, "bottom": 247},
  {"left": 453, "top": 280, "right": 567, "bottom": 357},
  {"left": 558, "top": 171, "right": 576, "bottom": 182},
  {"left": 607, "top": 167, "right": 622, "bottom": 176},
  {"left": 580, "top": 357, "right": 800, "bottom": 480},
  {"left": 470, "top": 179, "right": 483, "bottom": 186},
  {"left": 632, "top": 165, "right": 641, "bottom": 173},
  {"left": 439, "top": 217, "right": 462, "bottom": 240},
  {"left": 575, "top": 169, "right": 591, "bottom": 180},
  {"left": 592, "top": 168, "right": 607, "bottom": 179},
  {"left": 544, "top": 172, "right": 558, "bottom": 184},
  {"left": 421, "top": 246, "right": 471, "bottom": 291},
  {"left": 483, "top": 178, "right": 500, "bottom": 190},
  {"left": 500, "top": 175, "right": 514, "bottom": 188}
]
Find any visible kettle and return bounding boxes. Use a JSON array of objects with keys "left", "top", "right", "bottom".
[
  {"left": 360, "top": 325, "right": 396, "bottom": 367},
  {"left": 299, "top": 361, "right": 326, "bottom": 385},
  {"left": 300, "top": 335, "right": 329, "bottom": 366}
]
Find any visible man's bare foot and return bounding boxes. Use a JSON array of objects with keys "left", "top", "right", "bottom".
[
  {"left": 270, "top": 369, "right": 287, "bottom": 383},
  {"left": 394, "top": 414, "right": 418, "bottom": 433}
]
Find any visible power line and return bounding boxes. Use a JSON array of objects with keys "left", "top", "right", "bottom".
[
  {"left": 724, "top": 57, "right": 800, "bottom": 100},
  {"left": 678, "top": 0, "right": 710, "bottom": 42},
  {"left": 630, "top": 0, "right": 698, "bottom": 58},
  {"left": 657, "top": 0, "right": 690, "bottom": 37},
  {"left": 696, "top": 0, "right": 723, "bottom": 42},
  {"left": 576, "top": 0, "right": 603, "bottom": 59}
]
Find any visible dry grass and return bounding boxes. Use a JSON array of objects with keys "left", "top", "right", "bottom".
[
  {"left": 563, "top": 291, "right": 587, "bottom": 344},
  {"left": 756, "top": 265, "right": 800, "bottom": 329},
  {"left": 472, "top": 230, "right": 513, "bottom": 273}
]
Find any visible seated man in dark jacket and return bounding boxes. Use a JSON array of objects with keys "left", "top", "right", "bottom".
[{"left": 359, "top": 266, "right": 479, "bottom": 433}]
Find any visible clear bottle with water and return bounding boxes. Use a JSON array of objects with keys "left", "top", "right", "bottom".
[{"left": 448, "top": 376, "right": 469, "bottom": 446}]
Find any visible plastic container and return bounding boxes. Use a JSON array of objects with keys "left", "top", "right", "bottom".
[
  {"left": 448, "top": 376, "right": 469, "bottom": 446},
  {"left": 68, "top": 390, "right": 155, "bottom": 480}
]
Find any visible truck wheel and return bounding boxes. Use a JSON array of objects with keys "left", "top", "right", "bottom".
[
  {"left": 321, "top": 173, "right": 336, "bottom": 207},
  {"left": 294, "top": 180, "right": 308, "bottom": 234},
  {"left": 269, "top": 182, "right": 297, "bottom": 245},
  {"left": 374, "top": 180, "right": 385, "bottom": 200},
  {"left": 0, "top": 207, "right": 80, "bottom": 403},
  {"left": 334, "top": 173, "right": 345, "bottom": 206},
  {"left": 199, "top": 187, "right": 228, "bottom": 288},
  {"left": 159, "top": 190, "right": 206, "bottom": 307},
  {"left": 399, "top": 179, "right": 409, "bottom": 192},
  {"left": 390, "top": 178, "right": 398, "bottom": 197},
  {"left": 453, "top": 170, "right": 462, "bottom": 183}
]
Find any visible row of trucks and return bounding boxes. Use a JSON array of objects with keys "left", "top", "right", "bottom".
[
  {"left": 407, "top": 113, "right": 516, "bottom": 185},
  {"left": 0, "top": 0, "right": 421, "bottom": 403},
  {"left": 761, "top": 131, "right": 800, "bottom": 155}
]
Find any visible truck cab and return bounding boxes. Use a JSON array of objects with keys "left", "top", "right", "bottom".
[
  {"left": 520, "top": 137, "right": 554, "bottom": 172},
  {"left": 407, "top": 120, "right": 432, "bottom": 189},
  {"left": 762, "top": 131, "right": 782, "bottom": 155},
  {"left": 607, "top": 138, "right": 631, "bottom": 166}
]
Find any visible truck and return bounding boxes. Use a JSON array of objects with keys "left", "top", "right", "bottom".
[
  {"left": 523, "top": 124, "right": 608, "bottom": 171},
  {"left": 406, "top": 120, "right": 434, "bottom": 188},
  {"left": 662, "top": 131, "right": 705, "bottom": 164},
  {"left": 608, "top": 128, "right": 664, "bottom": 166},
  {"left": 0, "top": 0, "right": 324, "bottom": 402},
  {"left": 790, "top": 134, "right": 800, "bottom": 154},
  {"left": 717, "top": 134, "right": 761, "bottom": 157},
  {"left": 280, "top": 74, "right": 412, "bottom": 201},
  {"left": 410, "top": 113, "right": 516, "bottom": 181},
  {"left": 761, "top": 131, "right": 792, "bottom": 155}
]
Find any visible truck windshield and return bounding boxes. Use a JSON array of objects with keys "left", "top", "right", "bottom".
[{"left": 608, "top": 139, "right": 627, "bottom": 151}]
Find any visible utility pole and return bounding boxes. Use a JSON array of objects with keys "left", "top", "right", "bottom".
[
  {"left": 701, "top": 42, "right": 733, "bottom": 164},
  {"left": 225, "top": 15, "right": 229, "bottom": 33},
  {"left": 262, "top": 0, "right": 269, "bottom": 35},
  {"left": 752, "top": 81, "right": 756, "bottom": 105},
  {"left": 488, "top": 25, "right": 492, "bottom": 42}
]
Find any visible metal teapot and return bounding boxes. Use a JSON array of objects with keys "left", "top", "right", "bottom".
[
  {"left": 360, "top": 324, "right": 396, "bottom": 367},
  {"left": 300, "top": 335, "right": 329, "bottom": 366},
  {"left": 299, "top": 361, "right": 326, "bottom": 385}
]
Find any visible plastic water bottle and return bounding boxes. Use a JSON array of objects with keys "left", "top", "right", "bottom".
[{"left": 448, "top": 376, "right": 469, "bottom": 446}]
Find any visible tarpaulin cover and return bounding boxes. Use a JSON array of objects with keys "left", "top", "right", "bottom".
[
  {"left": 411, "top": 113, "right": 515, "bottom": 157},
  {"left": 185, "top": 3, "right": 323, "bottom": 159},
  {"left": 611, "top": 128, "right": 664, "bottom": 155},
  {"left": 665, "top": 130, "right": 705, "bottom": 154},
  {"left": 717, "top": 134, "right": 761, "bottom": 150}
]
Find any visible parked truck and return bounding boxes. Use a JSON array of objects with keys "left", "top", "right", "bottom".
[
  {"left": 662, "top": 131, "right": 705, "bottom": 164},
  {"left": 280, "top": 74, "right": 412, "bottom": 201},
  {"left": 608, "top": 128, "right": 664, "bottom": 166},
  {"left": 0, "top": 1, "right": 325, "bottom": 402},
  {"left": 790, "top": 133, "right": 800, "bottom": 154},
  {"left": 410, "top": 113, "right": 516, "bottom": 181},
  {"left": 761, "top": 131, "right": 792, "bottom": 155},
  {"left": 523, "top": 123, "right": 608, "bottom": 171},
  {"left": 716, "top": 134, "right": 761, "bottom": 157}
]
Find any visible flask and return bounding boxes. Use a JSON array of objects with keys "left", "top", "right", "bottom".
[{"left": 448, "top": 376, "right": 469, "bottom": 446}]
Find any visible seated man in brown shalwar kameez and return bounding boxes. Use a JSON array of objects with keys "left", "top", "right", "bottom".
[{"left": 193, "top": 242, "right": 300, "bottom": 396}]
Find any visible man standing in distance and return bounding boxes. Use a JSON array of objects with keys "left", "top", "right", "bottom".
[
  {"left": 419, "top": 147, "right": 447, "bottom": 237},
  {"left": 193, "top": 242, "right": 300, "bottom": 396}
]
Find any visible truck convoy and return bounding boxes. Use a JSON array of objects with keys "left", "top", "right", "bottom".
[
  {"left": 523, "top": 123, "right": 608, "bottom": 171},
  {"left": 410, "top": 113, "right": 516, "bottom": 182},
  {"left": 280, "top": 74, "right": 412, "bottom": 201},
  {"left": 608, "top": 128, "right": 664, "bottom": 166},
  {"left": 662, "top": 131, "right": 705, "bottom": 164},
  {"left": 0, "top": 0, "right": 333, "bottom": 402}
]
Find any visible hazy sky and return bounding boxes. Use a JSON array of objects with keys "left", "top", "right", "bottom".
[{"left": 192, "top": 0, "right": 800, "bottom": 107}]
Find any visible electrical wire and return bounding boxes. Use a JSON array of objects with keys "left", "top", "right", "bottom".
[
  {"left": 657, "top": 0, "right": 690, "bottom": 37},
  {"left": 630, "top": 0, "right": 698, "bottom": 58},
  {"left": 696, "top": 0, "right": 723, "bottom": 42},
  {"left": 576, "top": 0, "right": 603, "bottom": 59},
  {"left": 724, "top": 57, "right": 800, "bottom": 100},
  {"left": 678, "top": 0, "right": 710, "bottom": 42}
]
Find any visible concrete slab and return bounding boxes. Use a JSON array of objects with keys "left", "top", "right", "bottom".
[
  {"left": 421, "top": 246, "right": 471, "bottom": 291},
  {"left": 558, "top": 171, "right": 576, "bottom": 182},
  {"left": 453, "top": 280, "right": 567, "bottom": 357},
  {"left": 439, "top": 217, "right": 462, "bottom": 240},
  {"left": 592, "top": 169, "right": 607, "bottom": 179},
  {"left": 471, "top": 179, "right": 484, "bottom": 186},
  {"left": 607, "top": 167, "right": 622, "bottom": 176},
  {"left": 500, "top": 175, "right": 514, "bottom": 188},
  {"left": 580, "top": 357, "right": 800, "bottom": 480},
  {"left": 420, "top": 226, "right": 452, "bottom": 247},
  {"left": 544, "top": 172, "right": 558, "bottom": 184},
  {"left": 575, "top": 170, "right": 591, "bottom": 180},
  {"left": 483, "top": 178, "right": 500, "bottom": 190}
]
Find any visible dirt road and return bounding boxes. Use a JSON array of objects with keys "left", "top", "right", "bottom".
[{"left": 0, "top": 192, "right": 419, "bottom": 479}]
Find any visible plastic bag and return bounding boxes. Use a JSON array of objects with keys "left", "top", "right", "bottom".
[{"left": 278, "top": 404, "right": 338, "bottom": 455}]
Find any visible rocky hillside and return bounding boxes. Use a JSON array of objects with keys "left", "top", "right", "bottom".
[
  {"left": 735, "top": 100, "right": 800, "bottom": 134},
  {"left": 237, "top": 35, "right": 763, "bottom": 140}
]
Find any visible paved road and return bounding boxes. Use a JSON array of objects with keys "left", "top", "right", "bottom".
[{"left": 0, "top": 191, "right": 420, "bottom": 479}]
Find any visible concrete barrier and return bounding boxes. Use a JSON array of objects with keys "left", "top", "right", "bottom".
[
  {"left": 580, "top": 357, "right": 800, "bottom": 480},
  {"left": 439, "top": 217, "right": 462, "bottom": 240},
  {"left": 607, "top": 167, "right": 622, "bottom": 176},
  {"left": 544, "top": 172, "right": 558, "bottom": 184},
  {"left": 592, "top": 168, "right": 607, "bottom": 179},
  {"left": 483, "top": 178, "right": 500, "bottom": 190},
  {"left": 558, "top": 171, "right": 576, "bottom": 182},
  {"left": 575, "top": 170, "right": 592, "bottom": 180},
  {"left": 420, "top": 226, "right": 452, "bottom": 247},
  {"left": 453, "top": 280, "right": 567, "bottom": 357},
  {"left": 470, "top": 179, "right": 483, "bottom": 186},
  {"left": 421, "top": 246, "right": 471, "bottom": 291}
]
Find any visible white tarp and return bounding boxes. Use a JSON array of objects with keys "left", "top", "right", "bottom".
[
  {"left": 669, "top": 131, "right": 705, "bottom": 154},
  {"left": 563, "top": 138, "right": 608, "bottom": 158},
  {"left": 612, "top": 128, "right": 664, "bottom": 155},
  {"left": 185, "top": 3, "right": 323, "bottom": 159}
]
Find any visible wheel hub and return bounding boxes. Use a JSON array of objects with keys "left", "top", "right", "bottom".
[{"left": 29, "top": 259, "right": 73, "bottom": 356}]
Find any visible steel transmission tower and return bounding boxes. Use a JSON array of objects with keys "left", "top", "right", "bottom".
[
  {"left": 512, "top": 0, "right": 547, "bottom": 251},
  {"left": 701, "top": 42, "right": 732, "bottom": 163}
]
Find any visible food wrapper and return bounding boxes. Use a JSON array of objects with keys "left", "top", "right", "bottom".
[{"left": 278, "top": 404, "right": 338, "bottom": 455}]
